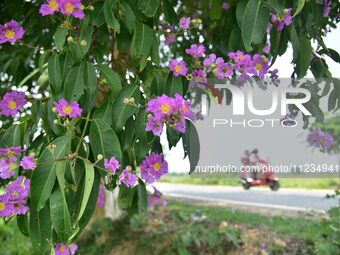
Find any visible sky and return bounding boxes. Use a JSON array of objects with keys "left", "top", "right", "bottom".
[{"left": 164, "top": 27, "right": 340, "bottom": 174}]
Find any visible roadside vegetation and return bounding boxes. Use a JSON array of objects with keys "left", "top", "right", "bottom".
[{"left": 159, "top": 175, "right": 340, "bottom": 190}]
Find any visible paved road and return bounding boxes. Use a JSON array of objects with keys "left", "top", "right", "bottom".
[{"left": 154, "top": 183, "right": 339, "bottom": 212}]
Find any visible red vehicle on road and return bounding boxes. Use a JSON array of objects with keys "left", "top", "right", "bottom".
[{"left": 240, "top": 149, "right": 280, "bottom": 191}]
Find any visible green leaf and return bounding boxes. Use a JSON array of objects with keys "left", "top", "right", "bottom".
[
  {"left": 89, "top": 118, "right": 122, "bottom": 163},
  {"left": 318, "top": 48, "right": 340, "bottom": 63},
  {"left": 162, "top": 0, "right": 178, "bottom": 24},
  {"left": 79, "top": 20, "right": 93, "bottom": 56},
  {"left": 135, "top": 109, "right": 153, "bottom": 143},
  {"left": 138, "top": 0, "right": 160, "bottom": 17},
  {"left": 54, "top": 27, "right": 68, "bottom": 51},
  {"left": 210, "top": 0, "right": 222, "bottom": 20},
  {"left": 69, "top": 42, "right": 84, "bottom": 63},
  {"left": 120, "top": 1, "right": 136, "bottom": 33},
  {"left": 131, "top": 22, "right": 154, "bottom": 58},
  {"left": 30, "top": 136, "right": 71, "bottom": 210},
  {"left": 97, "top": 64, "right": 122, "bottom": 96},
  {"left": 166, "top": 73, "right": 183, "bottom": 97},
  {"left": 166, "top": 126, "right": 181, "bottom": 149},
  {"left": 93, "top": 101, "right": 113, "bottom": 125},
  {"left": 288, "top": 26, "right": 300, "bottom": 61},
  {"left": 0, "top": 124, "right": 22, "bottom": 147},
  {"left": 236, "top": 0, "right": 248, "bottom": 28},
  {"left": 293, "top": 0, "right": 305, "bottom": 17},
  {"left": 17, "top": 215, "right": 29, "bottom": 237},
  {"left": 112, "top": 85, "right": 141, "bottom": 132},
  {"left": 138, "top": 179, "right": 147, "bottom": 212},
  {"left": 118, "top": 185, "right": 136, "bottom": 209},
  {"left": 50, "top": 185, "right": 72, "bottom": 241},
  {"left": 64, "top": 65, "right": 85, "bottom": 102},
  {"left": 295, "top": 34, "right": 312, "bottom": 79},
  {"left": 82, "top": 62, "right": 98, "bottom": 97},
  {"left": 150, "top": 71, "right": 166, "bottom": 96},
  {"left": 77, "top": 160, "right": 95, "bottom": 221},
  {"left": 48, "top": 55, "right": 62, "bottom": 95},
  {"left": 29, "top": 207, "right": 52, "bottom": 253},
  {"left": 267, "top": 0, "right": 284, "bottom": 16},
  {"left": 91, "top": 2, "right": 106, "bottom": 27},
  {"left": 241, "top": 0, "right": 270, "bottom": 52},
  {"left": 182, "top": 121, "right": 200, "bottom": 174},
  {"left": 104, "top": 0, "right": 120, "bottom": 32}
]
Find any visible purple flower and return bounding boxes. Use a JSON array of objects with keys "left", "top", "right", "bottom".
[
  {"left": 54, "top": 99, "right": 83, "bottom": 118},
  {"left": 39, "top": 0, "right": 60, "bottom": 16},
  {"left": 0, "top": 157, "right": 17, "bottom": 179},
  {"left": 20, "top": 156, "right": 36, "bottom": 170},
  {"left": 185, "top": 44, "right": 206, "bottom": 58},
  {"left": 164, "top": 33, "right": 176, "bottom": 45},
  {"left": 271, "top": 8, "right": 293, "bottom": 32},
  {"left": 0, "top": 146, "right": 24, "bottom": 157},
  {"left": 117, "top": 166, "right": 137, "bottom": 188},
  {"left": 307, "top": 129, "right": 334, "bottom": 152},
  {"left": 55, "top": 243, "right": 78, "bottom": 255},
  {"left": 222, "top": 2, "right": 230, "bottom": 10},
  {"left": 97, "top": 184, "right": 105, "bottom": 207},
  {"left": 251, "top": 54, "right": 269, "bottom": 78},
  {"left": 215, "top": 62, "right": 234, "bottom": 79},
  {"left": 179, "top": 17, "right": 191, "bottom": 30},
  {"left": 146, "top": 94, "right": 194, "bottom": 136},
  {"left": 59, "top": 0, "right": 85, "bottom": 19},
  {"left": 0, "top": 176, "right": 30, "bottom": 218},
  {"left": 0, "top": 91, "right": 27, "bottom": 117},
  {"left": 228, "top": 51, "right": 252, "bottom": 74},
  {"left": 140, "top": 153, "right": 168, "bottom": 184},
  {"left": 6, "top": 176, "right": 30, "bottom": 201},
  {"left": 0, "top": 196, "right": 14, "bottom": 217},
  {"left": 169, "top": 59, "right": 188, "bottom": 77},
  {"left": 192, "top": 69, "right": 207, "bottom": 88},
  {"left": 203, "top": 54, "right": 217, "bottom": 66},
  {"left": 323, "top": 0, "right": 331, "bottom": 17},
  {"left": 0, "top": 20, "right": 25, "bottom": 45},
  {"left": 145, "top": 117, "right": 164, "bottom": 136},
  {"left": 263, "top": 41, "right": 271, "bottom": 54},
  {"left": 148, "top": 186, "right": 167, "bottom": 207},
  {"left": 104, "top": 156, "right": 120, "bottom": 175}
]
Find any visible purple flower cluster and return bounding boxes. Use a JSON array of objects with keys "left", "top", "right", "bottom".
[
  {"left": 96, "top": 184, "right": 105, "bottom": 207},
  {"left": 54, "top": 98, "right": 83, "bottom": 119},
  {"left": 169, "top": 59, "right": 189, "bottom": 77},
  {"left": 146, "top": 94, "right": 194, "bottom": 136},
  {"left": 148, "top": 186, "right": 167, "bottom": 207},
  {"left": 20, "top": 156, "right": 36, "bottom": 170},
  {"left": 179, "top": 17, "right": 191, "bottom": 30},
  {"left": 0, "top": 20, "right": 24, "bottom": 45},
  {"left": 0, "top": 91, "right": 27, "bottom": 117},
  {"left": 54, "top": 243, "right": 78, "bottom": 255},
  {"left": 271, "top": 8, "right": 293, "bottom": 32},
  {"left": 169, "top": 44, "right": 273, "bottom": 82},
  {"left": 39, "top": 0, "right": 85, "bottom": 19},
  {"left": 117, "top": 166, "right": 137, "bottom": 188},
  {"left": 307, "top": 129, "right": 334, "bottom": 152},
  {"left": 140, "top": 153, "right": 168, "bottom": 184},
  {"left": 323, "top": 0, "right": 331, "bottom": 17},
  {"left": 0, "top": 176, "right": 30, "bottom": 217},
  {"left": 104, "top": 156, "right": 120, "bottom": 175}
]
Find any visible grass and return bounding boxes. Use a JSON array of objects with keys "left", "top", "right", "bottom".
[
  {"left": 0, "top": 200, "right": 332, "bottom": 255},
  {"left": 159, "top": 174, "right": 340, "bottom": 190}
]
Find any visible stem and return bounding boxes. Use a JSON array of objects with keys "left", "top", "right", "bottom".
[{"left": 75, "top": 112, "right": 91, "bottom": 155}]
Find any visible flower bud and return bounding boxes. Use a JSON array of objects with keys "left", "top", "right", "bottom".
[
  {"left": 80, "top": 40, "right": 87, "bottom": 46},
  {"left": 48, "top": 144, "right": 56, "bottom": 151},
  {"left": 52, "top": 107, "right": 57, "bottom": 113},
  {"left": 53, "top": 119, "right": 59, "bottom": 124},
  {"left": 129, "top": 97, "right": 135, "bottom": 104},
  {"left": 123, "top": 98, "right": 130, "bottom": 104},
  {"left": 79, "top": 5, "right": 85, "bottom": 10},
  {"left": 97, "top": 154, "right": 104, "bottom": 161},
  {"left": 126, "top": 165, "right": 132, "bottom": 171},
  {"left": 88, "top": 5, "right": 94, "bottom": 11},
  {"left": 67, "top": 36, "right": 74, "bottom": 43}
]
